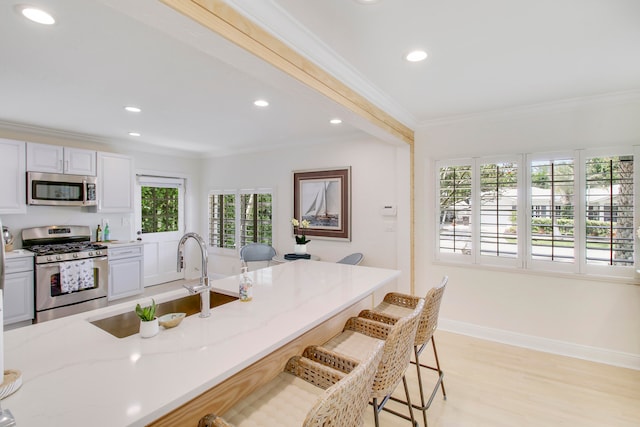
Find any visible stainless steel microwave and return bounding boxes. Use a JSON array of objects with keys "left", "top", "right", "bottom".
[{"left": 27, "top": 172, "right": 98, "bottom": 206}]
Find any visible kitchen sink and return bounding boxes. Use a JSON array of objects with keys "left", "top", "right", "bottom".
[{"left": 90, "top": 291, "right": 237, "bottom": 338}]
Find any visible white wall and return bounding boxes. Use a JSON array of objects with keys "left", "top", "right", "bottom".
[
  {"left": 199, "top": 137, "right": 411, "bottom": 293},
  {"left": 414, "top": 92, "right": 640, "bottom": 369}
]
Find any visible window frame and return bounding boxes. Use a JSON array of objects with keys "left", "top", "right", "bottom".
[
  {"left": 208, "top": 190, "right": 237, "bottom": 253},
  {"left": 435, "top": 158, "right": 474, "bottom": 264},
  {"left": 525, "top": 151, "right": 579, "bottom": 274},
  {"left": 135, "top": 175, "right": 185, "bottom": 242},
  {"left": 208, "top": 188, "right": 274, "bottom": 255},
  {"left": 434, "top": 147, "right": 639, "bottom": 281},
  {"left": 476, "top": 155, "right": 524, "bottom": 269},
  {"left": 581, "top": 147, "right": 636, "bottom": 279}
]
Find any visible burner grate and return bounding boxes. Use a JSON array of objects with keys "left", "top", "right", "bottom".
[{"left": 29, "top": 242, "right": 108, "bottom": 256}]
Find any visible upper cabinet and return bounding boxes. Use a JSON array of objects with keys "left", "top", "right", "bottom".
[
  {"left": 0, "top": 138, "right": 27, "bottom": 214},
  {"left": 27, "top": 142, "right": 96, "bottom": 176},
  {"left": 97, "top": 152, "right": 134, "bottom": 212}
]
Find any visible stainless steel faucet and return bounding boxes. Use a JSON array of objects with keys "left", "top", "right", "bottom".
[{"left": 177, "top": 232, "right": 211, "bottom": 318}]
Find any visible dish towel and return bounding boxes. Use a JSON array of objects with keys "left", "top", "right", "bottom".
[{"left": 60, "top": 259, "right": 95, "bottom": 293}]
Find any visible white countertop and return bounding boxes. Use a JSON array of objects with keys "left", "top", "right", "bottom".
[
  {"left": 101, "top": 240, "right": 143, "bottom": 248},
  {"left": 2, "top": 260, "right": 399, "bottom": 427},
  {"left": 3, "top": 249, "right": 34, "bottom": 259}
]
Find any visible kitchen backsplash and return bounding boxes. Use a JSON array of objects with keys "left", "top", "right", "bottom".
[{"left": 1, "top": 206, "right": 134, "bottom": 247}]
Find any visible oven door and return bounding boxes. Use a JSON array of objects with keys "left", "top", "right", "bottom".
[{"left": 35, "top": 256, "right": 108, "bottom": 312}]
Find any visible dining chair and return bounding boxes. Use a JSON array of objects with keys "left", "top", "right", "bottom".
[
  {"left": 198, "top": 340, "right": 384, "bottom": 427},
  {"left": 239, "top": 243, "right": 276, "bottom": 269},
  {"left": 306, "top": 298, "right": 425, "bottom": 426},
  {"left": 361, "top": 276, "right": 448, "bottom": 427},
  {"left": 336, "top": 252, "right": 364, "bottom": 265}
]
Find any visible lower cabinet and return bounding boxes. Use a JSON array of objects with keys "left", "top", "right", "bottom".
[
  {"left": 108, "top": 245, "right": 144, "bottom": 301},
  {"left": 4, "top": 255, "right": 35, "bottom": 325}
]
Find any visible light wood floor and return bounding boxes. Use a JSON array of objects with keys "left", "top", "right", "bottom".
[{"left": 365, "top": 331, "right": 640, "bottom": 427}]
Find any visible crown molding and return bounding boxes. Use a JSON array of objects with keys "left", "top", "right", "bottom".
[
  {"left": 419, "top": 90, "right": 640, "bottom": 128},
  {"left": 0, "top": 120, "right": 203, "bottom": 158}
]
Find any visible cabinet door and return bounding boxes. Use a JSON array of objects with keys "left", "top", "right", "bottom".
[
  {"left": 26, "top": 142, "right": 64, "bottom": 173},
  {"left": 0, "top": 139, "right": 27, "bottom": 214},
  {"left": 97, "top": 152, "right": 134, "bottom": 212},
  {"left": 109, "top": 258, "right": 144, "bottom": 301},
  {"left": 65, "top": 147, "right": 96, "bottom": 176},
  {"left": 4, "top": 271, "right": 35, "bottom": 325}
]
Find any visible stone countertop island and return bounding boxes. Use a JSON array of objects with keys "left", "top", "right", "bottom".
[{"left": 3, "top": 260, "right": 399, "bottom": 426}]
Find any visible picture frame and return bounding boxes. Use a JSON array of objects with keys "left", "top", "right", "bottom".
[{"left": 293, "top": 167, "right": 351, "bottom": 241}]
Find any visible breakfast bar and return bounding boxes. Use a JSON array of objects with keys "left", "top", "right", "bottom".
[{"left": 2, "top": 260, "right": 399, "bottom": 427}]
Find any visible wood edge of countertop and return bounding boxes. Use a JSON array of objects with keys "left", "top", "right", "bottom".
[{"left": 146, "top": 297, "right": 371, "bottom": 427}]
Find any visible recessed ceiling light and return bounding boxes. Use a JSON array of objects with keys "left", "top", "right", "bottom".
[
  {"left": 406, "top": 50, "right": 428, "bottom": 62},
  {"left": 19, "top": 6, "right": 55, "bottom": 25},
  {"left": 253, "top": 99, "right": 269, "bottom": 107},
  {"left": 124, "top": 106, "right": 141, "bottom": 113},
  {"left": 128, "top": 132, "right": 141, "bottom": 137},
  {"left": 329, "top": 118, "right": 342, "bottom": 125},
  {"left": 355, "top": 0, "right": 380, "bottom": 4}
]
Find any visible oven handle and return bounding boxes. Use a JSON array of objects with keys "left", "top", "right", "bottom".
[{"left": 36, "top": 256, "right": 108, "bottom": 269}]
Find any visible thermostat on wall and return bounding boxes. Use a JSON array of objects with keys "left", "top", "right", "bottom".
[{"left": 381, "top": 205, "right": 397, "bottom": 216}]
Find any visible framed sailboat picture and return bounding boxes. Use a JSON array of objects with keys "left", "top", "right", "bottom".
[{"left": 293, "top": 167, "right": 351, "bottom": 240}]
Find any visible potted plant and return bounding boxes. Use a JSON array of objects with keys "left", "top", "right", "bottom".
[
  {"left": 291, "top": 218, "right": 311, "bottom": 254},
  {"left": 135, "top": 299, "right": 159, "bottom": 338}
]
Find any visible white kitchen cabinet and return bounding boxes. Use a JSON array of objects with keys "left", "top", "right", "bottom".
[
  {"left": 0, "top": 139, "right": 26, "bottom": 214},
  {"left": 4, "top": 254, "right": 35, "bottom": 326},
  {"left": 97, "top": 152, "right": 134, "bottom": 213},
  {"left": 108, "top": 244, "right": 144, "bottom": 301},
  {"left": 27, "top": 142, "right": 96, "bottom": 176}
]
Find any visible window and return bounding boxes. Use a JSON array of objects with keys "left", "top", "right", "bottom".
[
  {"left": 438, "top": 164, "right": 472, "bottom": 256},
  {"left": 530, "top": 158, "right": 575, "bottom": 264},
  {"left": 209, "top": 192, "right": 236, "bottom": 249},
  {"left": 239, "top": 192, "right": 273, "bottom": 246},
  {"left": 137, "top": 175, "right": 184, "bottom": 237},
  {"left": 208, "top": 189, "right": 273, "bottom": 250},
  {"left": 585, "top": 155, "right": 634, "bottom": 267},
  {"left": 480, "top": 161, "right": 519, "bottom": 259},
  {"left": 435, "top": 148, "right": 637, "bottom": 278}
]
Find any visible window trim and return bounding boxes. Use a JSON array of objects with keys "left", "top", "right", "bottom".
[
  {"left": 135, "top": 174, "right": 185, "bottom": 242},
  {"left": 435, "top": 158, "right": 474, "bottom": 264},
  {"left": 208, "top": 187, "right": 274, "bottom": 255},
  {"left": 476, "top": 155, "right": 524, "bottom": 269},
  {"left": 525, "top": 151, "right": 578, "bottom": 274},
  {"left": 435, "top": 147, "right": 638, "bottom": 281},
  {"left": 208, "top": 189, "right": 238, "bottom": 254}
]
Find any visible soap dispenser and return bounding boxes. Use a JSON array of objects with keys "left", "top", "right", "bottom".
[{"left": 239, "top": 261, "right": 253, "bottom": 302}]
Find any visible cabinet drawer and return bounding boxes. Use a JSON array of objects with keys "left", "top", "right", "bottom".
[
  {"left": 108, "top": 245, "right": 143, "bottom": 260},
  {"left": 5, "top": 257, "right": 34, "bottom": 274}
]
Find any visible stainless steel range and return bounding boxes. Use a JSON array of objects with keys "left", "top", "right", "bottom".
[{"left": 22, "top": 225, "right": 108, "bottom": 322}]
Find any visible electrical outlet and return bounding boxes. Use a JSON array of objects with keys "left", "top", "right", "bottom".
[{"left": 121, "top": 216, "right": 130, "bottom": 226}]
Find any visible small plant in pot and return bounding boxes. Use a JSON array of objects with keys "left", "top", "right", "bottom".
[{"left": 136, "top": 299, "right": 159, "bottom": 338}]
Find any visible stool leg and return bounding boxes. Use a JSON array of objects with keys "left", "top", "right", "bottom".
[
  {"left": 413, "top": 346, "right": 428, "bottom": 427},
  {"left": 430, "top": 336, "right": 446, "bottom": 398},
  {"left": 402, "top": 375, "right": 417, "bottom": 426},
  {"left": 372, "top": 398, "right": 380, "bottom": 427}
]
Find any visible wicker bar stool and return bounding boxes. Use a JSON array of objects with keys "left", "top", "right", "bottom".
[
  {"left": 198, "top": 340, "right": 384, "bottom": 427},
  {"left": 361, "top": 276, "right": 448, "bottom": 427},
  {"left": 305, "top": 298, "right": 425, "bottom": 427}
]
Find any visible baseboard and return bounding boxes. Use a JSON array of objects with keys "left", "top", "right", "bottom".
[{"left": 439, "top": 318, "right": 640, "bottom": 371}]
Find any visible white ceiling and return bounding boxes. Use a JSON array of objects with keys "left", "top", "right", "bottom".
[{"left": 1, "top": 0, "right": 639, "bottom": 156}]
